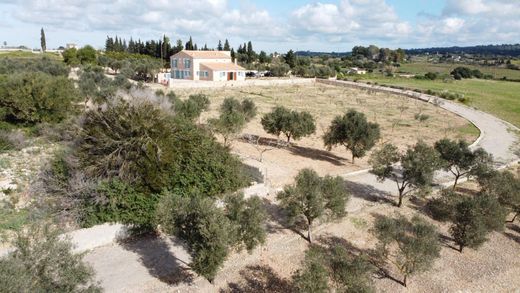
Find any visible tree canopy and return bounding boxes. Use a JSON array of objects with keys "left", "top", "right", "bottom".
[
  {"left": 372, "top": 214, "right": 440, "bottom": 287},
  {"left": 323, "top": 109, "right": 380, "bottom": 163},
  {"left": 434, "top": 138, "right": 492, "bottom": 189},
  {"left": 261, "top": 106, "right": 316, "bottom": 143},
  {"left": 277, "top": 168, "right": 349, "bottom": 243},
  {"left": 370, "top": 141, "right": 441, "bottom": 207}
]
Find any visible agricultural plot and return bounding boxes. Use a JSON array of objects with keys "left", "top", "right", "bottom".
[
  {"left": 353, "top": 75, "right": 520, "bottom": 128},
  {"left": 173, "top": 84, "right": 478, "bottom": 186},
  {"left": 399, "top": 62, "right": 520, "bottom": 80}
]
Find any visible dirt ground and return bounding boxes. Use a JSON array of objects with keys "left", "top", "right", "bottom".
[
  {"left": 172, "top": 83, "right": 478, "bottom": 187},
  {"left": 84, "top": 179, "right": 520, "bottom": 293}
]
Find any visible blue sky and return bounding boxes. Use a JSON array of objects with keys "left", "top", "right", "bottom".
[{"left": 1, "top": 0, "right": 519, "bottom": 52}]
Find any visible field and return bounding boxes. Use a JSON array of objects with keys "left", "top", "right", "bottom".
[
  {"left": 399, "top": 62, "right": 520, "bottom": 80},
  {"left": 0, "top": 50, "right": 62, "bottom": 60},
  {"left": 173, "top": 83, "right": 478, "bottom": 186},
  {"left": 352, "top": 75, "right": 520, "bottom": 128}
]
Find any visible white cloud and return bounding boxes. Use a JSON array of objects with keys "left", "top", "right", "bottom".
[{"left": 290, "top": 0, "right": 411, "bottom": 44}]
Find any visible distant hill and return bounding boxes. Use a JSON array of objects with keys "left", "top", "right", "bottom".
[
  {"left": 405, "top": 44, "right": 520, "bottom": 57},
  {"left": 295, "top": 51, "right": 351, "bottom": 58}
]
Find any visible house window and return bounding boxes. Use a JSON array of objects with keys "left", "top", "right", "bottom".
[
  {"left": 204, "top": 71, "right": 209, "bottom": 77},
  {"left": 220, "top": 72, "right": 225, "bottom": 77},
  {"left": 172, "top": 58, "right": 178, "bottom": 68},
  {"left": 184, "top": 58, "right": 191, "bottom": 69},
  {"left": 185, "top": 70, "right": 190, "bottom": 78}
]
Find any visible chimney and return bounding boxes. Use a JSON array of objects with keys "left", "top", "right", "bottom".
[{"left": 234, "top": 58, "right": 237, "bottom": 65}]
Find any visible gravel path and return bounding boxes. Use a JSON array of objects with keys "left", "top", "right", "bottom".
[{"left": 83, "top": 80, "right": 520, "bottom": 292}]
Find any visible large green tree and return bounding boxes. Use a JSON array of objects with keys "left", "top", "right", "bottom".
[
  {"left": 277, "top": 168, "right": 349, "bottom": 243},
  {"left": 370, "top": 142, "right": 441, "bottom": 207},
  {"left": 450, "top": 194, "right": 506, "bottom": 252},
  {"left": 0, "top": 72, "right": 77, "bottom": 125},
  {"left": 261, "top": 106, "right": 316, "bottom": 143},
  {"left": 434, "top": 139, "right": 493, "bottom": 189},
  {"left": 372, "top": 215, "right": 440, "bottom": 287},
  {"left": 324, "top": 109, "right": 381, "bottom": 163},
  {"left": 156, "top": 192, "right": 266, "bottom": 282}
]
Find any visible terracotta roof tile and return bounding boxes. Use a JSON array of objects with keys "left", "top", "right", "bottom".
[{"left": 179, "top": 50, "right": 231, "bottom": 59}]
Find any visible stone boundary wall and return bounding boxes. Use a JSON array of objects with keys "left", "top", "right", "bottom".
[{"left": 169, "top": 77, "right": 315, "bottom": 89}]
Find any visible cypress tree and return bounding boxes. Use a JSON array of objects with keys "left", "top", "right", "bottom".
[{"left": 40, "top": 28, "right": 46, "bottom": 52}]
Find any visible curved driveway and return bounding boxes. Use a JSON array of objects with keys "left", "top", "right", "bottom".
[{"left": 318, "top": 79, "right": 519, "bottom": 194}]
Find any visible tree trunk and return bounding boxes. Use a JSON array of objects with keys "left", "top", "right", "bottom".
[
  {"left": 459, "top": 244, "right": 464, "bottom": 253},
  {"left": 352, "top": 153, "right": 355, "bottom": 164},
  {"left": 307, "top": 220, "right": 312, "bottom": 243},
  {"left": 402, "top": 275, "right": 407, "bottom": 287},
  {"left": 286, "top": 134, "right": 291, "bottom": 143},
  {"left": 397, "top": 193, "right": 403, "bottom": 207},
  {"left": 452, "top": 174, "right": 460, "bottom": 190}
]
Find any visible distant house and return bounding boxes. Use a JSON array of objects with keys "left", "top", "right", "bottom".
[
  {"left": 66, "top": 43, "right": 77, "bottom": 49},
  {"left": 169, "top": 50, "right": 246, "bottom": 82},
  {"left": 348, "top": 67, "right": 367, "bottom": 74}
]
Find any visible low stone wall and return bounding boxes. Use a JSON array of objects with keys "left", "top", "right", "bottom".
[{"left": 169, "top": 77, "right": 315, "bottom": 89}]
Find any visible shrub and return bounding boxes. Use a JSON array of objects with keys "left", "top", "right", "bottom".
[
  {"left": 0, "top": 72, "right": 77, "bottom": 125},
  {"left": 75, "top": 97, "right": 247, "bottom": 195},
  {"left": 0, "top": 224, "right": 101, "bottom": 292},
  {"left": 81, "top": 179, "right": 158, "bottom": 229},
  {"left": 424, "top": 72, "right": 438, "bottom": 80}
]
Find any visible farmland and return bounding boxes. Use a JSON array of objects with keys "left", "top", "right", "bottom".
[
  {"left": 398, "top": 62, "right": 520, "bottom": 80},
  {"left": 351, "top": 75, "right": 520, "bottom": 127},
  {"left": 174, "top": 83, "right": 478, "bottom": 186}
]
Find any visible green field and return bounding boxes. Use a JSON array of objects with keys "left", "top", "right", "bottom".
[
  {"left": 399, "top": 62, "right": 520, "bottom": 80},
  {"left": 0, "top": 51, "right": 62, "bottom": 60},
  {"left": 354, "top": 74, "right": 520, "bottom": 127}
]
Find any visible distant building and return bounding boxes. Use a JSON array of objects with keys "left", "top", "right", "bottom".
[
  {"left": 66, "top": 43, "right": 78, "bottom": 49},
  {"left": 169, "top": 50, "right": 246, "bottom": 82},
  {"left": 348, "top": 67, "right": 367, "bottom": 74}
]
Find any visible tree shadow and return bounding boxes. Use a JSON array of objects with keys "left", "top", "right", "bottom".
[
  {"left": 239, "top": 135, "right": 346, "bottom": 165},
  {"left": 344, "top": 180, "right": 396, "bottom": 206},
  {"left": 220, "top": 264, "right": 295, "bottom": 293},
  {"left": 316, "top": 233, "right": 404, "bottom": 286},
  {"left": 120, "top": 234, "right": 194, "bottom": 286},
  {"left": 504, "top": 223, "right": 520, "bottom": 244},
  {"left": 288, "top": 145, "right": 346, "bottom": 166},
  {"left": 438, "top": 233, "right": 460, "bottom": 251}
]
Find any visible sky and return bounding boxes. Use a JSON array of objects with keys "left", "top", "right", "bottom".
[{"left": 1, "top": 0, "right": 519, "bottom": 52}]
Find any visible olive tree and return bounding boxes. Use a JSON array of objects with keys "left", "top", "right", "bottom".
[
  {"left": 450, "top": 194, "right": 506, "bottom": 252},
  {"left": 277, "top": 168, "right": 349, "bottom": 243},
  {"left": 323, "top": 109, "right": 380, "bottom": 163},
  {"left": 174, "top": 93, "right": 210, "bottom": 122},
  {"left": 434, "top": 139, "right": 493, "bottom": 189},
  {"left": 369, "top": 142, "right": 441, "bottom": 207},
  {"left": 156, "top": 191, "right": 267, "bottom": 282},
  {"left": 293, "top": 245, "right": 375, "bottom": 293},
  {"left": 372, "top": 214, "right": 440, "bottom": 287},
  {"left": 0, "top": 224, "right": 101, "bottom": 292},
  {"left": 210, "top": 98, "right": 257, "bottom": 146},
  {"left": 261, "top": 106, "right": 316, "bottom": 143},
  {"left": 478, "top": 170, "right": 520, "bottom": 222}
]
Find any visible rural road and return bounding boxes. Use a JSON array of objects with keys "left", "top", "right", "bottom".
[
  {"left": 322, "top": 79, "right": 519, "bottom": 195},
  {"left": 83, "top": 80, "right": 519, "bottom": 292}
]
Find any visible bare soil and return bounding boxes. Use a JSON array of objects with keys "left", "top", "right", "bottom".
[{"left": 172, "top": 83, "right": 478, "bottom": 187}]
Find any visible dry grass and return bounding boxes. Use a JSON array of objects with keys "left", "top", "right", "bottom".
[{"left": 172, "top": 83, "right": 478, "bottom": 186}]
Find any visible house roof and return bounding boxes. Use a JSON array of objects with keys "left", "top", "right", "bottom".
[
  {"left": 178, "top": 50, "right": 231, "bottom": 59},
  {"left": 200, "top": 62, "right": 246, "bottom": 71}
]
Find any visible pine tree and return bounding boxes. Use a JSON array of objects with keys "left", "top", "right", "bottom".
[
  {"left": 217, "top": 40, "right": 223, "bottom": 51},
  {"left": 105, "top": 36, "right": 114, "bottom": 52},
  {"left": 224, "top": 39, "right": 230, "bottom": 51},
  {"left": 40, "top": 28, "right": 46, "bottom": 52}
]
